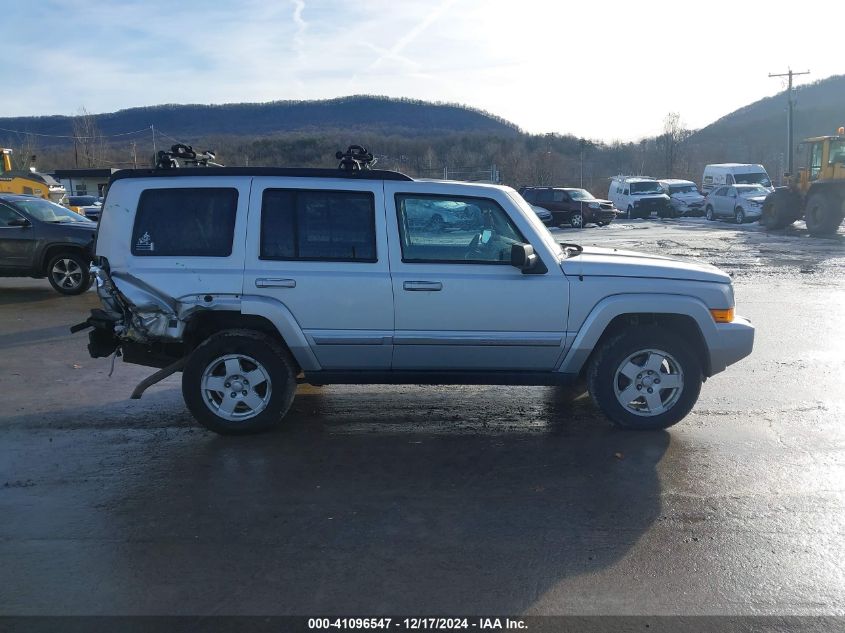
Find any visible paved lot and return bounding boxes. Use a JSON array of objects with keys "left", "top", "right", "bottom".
[{"left": 1, "top": 217, "right": 844, "bottom": 616}]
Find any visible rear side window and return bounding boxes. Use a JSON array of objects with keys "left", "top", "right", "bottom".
[
  {"left": 131, "top": 188, "right": 238, "bottom": 257},
  {"left": 260, "top": 189, "right": 376, "bottom": 262}
]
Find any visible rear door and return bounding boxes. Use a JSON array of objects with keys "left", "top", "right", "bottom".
[{"left": 244, "top": 177, "right": 393, "bottom": 369}]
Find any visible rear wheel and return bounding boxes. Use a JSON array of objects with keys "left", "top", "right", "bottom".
[
  {"left": 804, "top": 191, "right": 844, "bottom": 236},
  {"left": 587, "top": 326, "right": 702, "bottom": 430},
  {"left": 569, "top": 212, "right": 583, "bottom": 228},
  {"left": 182, "top": 330, "right": 297, "bottom": 435},
  {"left": 47, "top": 252, "right": 91, "bottom": 295}
]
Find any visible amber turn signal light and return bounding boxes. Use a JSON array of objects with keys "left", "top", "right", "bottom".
[{"left": 710, "top": 308, "right": 735, "bottom": 323}]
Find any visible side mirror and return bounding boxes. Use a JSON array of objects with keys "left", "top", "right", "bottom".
[
  {"left": 623, "top": 189, "right": 629, "bottom": 195},
  {"left": 8, "top": 217, "right": 31, "bottom": 228},
  {"left": 511, "top": 243, "right": 538, "bottom": 272}
]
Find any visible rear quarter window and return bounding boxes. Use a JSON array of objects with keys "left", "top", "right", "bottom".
[{"left": 131, "top": 188, "right": 238, "bottom": 257}]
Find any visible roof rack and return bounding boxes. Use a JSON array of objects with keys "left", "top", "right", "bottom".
[
  {"left": 117, "top": 143, "right": 413, "bottom": 182},
  {"left": 155, "top": 144, "right": 222, "bottom": 169},
  {"left": 111, "top": 166, "right": 414, "bottom": 183}
]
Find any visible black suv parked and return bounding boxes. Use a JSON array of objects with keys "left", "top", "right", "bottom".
[
  {"left": 519, "top": 187, "right": 617, "bottom": 228},
  {"left": 0, "top": 194, "right": 96, "bottom": 294}
]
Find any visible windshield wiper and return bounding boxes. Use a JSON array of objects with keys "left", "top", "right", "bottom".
[{"left": 559, "top": 242, "right": 583, "bottom": 258}]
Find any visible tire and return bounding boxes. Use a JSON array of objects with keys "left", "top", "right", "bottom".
[
  {"left": 47, "top": 252, "right": 91, "bottom": 295},
  {"left": 627, "top": 205, "right": 634, "bottom": 219},
  {"left": 705, "top": 206, "right": 714, "bottom": 221},
  {"left": 182, "top": 329, "right": 298, "bottom": 435},
  {"left": 586, "top": 326, "right": 702, "bottom": 430},
  {"left": 804, "top": 191, "right": 844, "bottom": 236},
  {"left": 734, "top": 207, "right": 745, "bottom": 224},
  {"left": 570, "top": 212, "right": 583, "bottom": 228},
  {"left": 760, "top": 190, "right": 800, "bottom": 230}
]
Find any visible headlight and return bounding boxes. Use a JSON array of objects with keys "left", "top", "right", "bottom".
[{"left": 588, "top": 202, "right": 600, "bottom": 209}]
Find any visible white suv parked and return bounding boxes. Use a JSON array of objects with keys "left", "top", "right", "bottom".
[{"left": 78, "top": 163, "right": 754, "bottom": 434}]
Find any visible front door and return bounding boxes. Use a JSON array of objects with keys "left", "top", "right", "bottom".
[
  {"left": 384, "top": 184, "right": 569, "bottom": 371},
  {"left": 0, "top": 203, "right": 37, "bottom": 269},
  {"left": 244, "top": 178, "right": 394, "bottom": 369}
]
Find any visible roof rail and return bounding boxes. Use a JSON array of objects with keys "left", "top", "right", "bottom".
[
  {"left": 110, "top": 166, "right": 414, "bottom": 183},
  {"left": 613, "top": 174, "right": 660, "bottom": 181}
]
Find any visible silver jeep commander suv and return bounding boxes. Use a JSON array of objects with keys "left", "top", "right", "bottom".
[{"left": 77, "top": 162, "right": 754, "bottom": 435}]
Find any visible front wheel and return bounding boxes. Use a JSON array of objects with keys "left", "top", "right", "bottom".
[
  {"left": 182, "top": 330, "right": 298, "bottom": 434},
  {"left": 734, "top": 207, "right": 745, "bottom": 224},
  {"left": 705, "top": 206, "right": 714, "bottom": 221},
  {"left": 587, "top": 326, "right": 702, "bottom": 430},
  {"left": 47, "top": 252, "right": 91, "bottom": 295},
  {"left": 626, "top": 205, "right": 634, "bottom": 219}
]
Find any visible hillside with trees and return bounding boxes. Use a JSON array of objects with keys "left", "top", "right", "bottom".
[{"left": 2, "top": 75, "right": 843, "bottom": 196}]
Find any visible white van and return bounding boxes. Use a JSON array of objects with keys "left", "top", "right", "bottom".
[
  {"left": 608, "top": 176, "right": 672, "bottom": 219},
  {"left": 701, "top": 164, "right": 773, "bottom": 194}
]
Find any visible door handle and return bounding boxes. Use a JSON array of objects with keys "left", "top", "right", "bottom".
[
  {"left": 403, "top": 281, "right": 442, "bottom": 291},
  {"left": 255, "top": 278, "right": 296, "bottom": 288}
]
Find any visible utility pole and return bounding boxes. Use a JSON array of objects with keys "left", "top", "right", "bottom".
[
  {"left": 150, "top": 124, "right": 157, "bottom": 158},
  {"left": 131, "top": 141, "right": 138, "bottom": 169},
  {"left": 768, "top": 68, "right": 810, "bottom": 177}
]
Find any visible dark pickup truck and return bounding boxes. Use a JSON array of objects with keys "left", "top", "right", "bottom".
[{"left": 0, "top": 194, "right": 96, "bottom": 295}]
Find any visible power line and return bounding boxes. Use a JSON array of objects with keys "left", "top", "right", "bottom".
[
  {"left": 0, "top": 125, "right": 153, "bottom": 140},
  {"left": 768, "top": 68, "right": 810, "bottom": 178}
]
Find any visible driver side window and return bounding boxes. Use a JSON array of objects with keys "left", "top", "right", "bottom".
[
  {"left": 0, "top": 204, "right": 24, "bottom": 226},
  {"left": 395, "top": 194, "right": 524, "bottom": 264}
]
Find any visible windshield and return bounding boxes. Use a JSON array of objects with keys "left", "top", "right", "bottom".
[
  {"left": 669, "top": 184, "right": 698, "bottom": 194},
  {"left": 566, "top": 189, "right": 595, "bottom": 201},
  {"left": 15, "top": 198, "right": 93, "bottom": 223},
  {"left": 630, "top": 181, "right": 663, "bottom": 194},
  {"left": 829, "top": 140, "right": 845, "bottom": 164},
  {"left": 68, "top": 196, "right": 99, "bottom": 206},
  {"left": 734, "top": 172, "right": 772, "bottom": 187},
  {"left": 507, "top": 190, "right": 564, "bottom": 259},
  {"left": 736, "top": 185, "right": 769, "bottom": 196}
]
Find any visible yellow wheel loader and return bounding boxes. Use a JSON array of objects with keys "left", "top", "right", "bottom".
[
  {"left": 761, "top": 127, "right": 845, "bottom": 236},
  {"left": 0, "top": 148, "right": 68, "bottom": 204}
]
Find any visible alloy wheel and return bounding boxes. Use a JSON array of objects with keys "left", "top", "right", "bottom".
[
  {"left": 201, "top": 354, "right": 272, "bottom": 421},
  {"left": 612, "top": 348, "right": 684, "bottom": 417}
]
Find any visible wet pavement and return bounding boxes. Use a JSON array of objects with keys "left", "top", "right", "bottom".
[{"left": 1, "top": 218, "right": 844, "bottom": 616}]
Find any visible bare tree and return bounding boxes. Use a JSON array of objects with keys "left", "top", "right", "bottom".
[
  {"left": 8, "top": 133, "right": 39, "bottom": 170},
  {"left": 657, "top": 112, "right": 691, "bottom": 177},
  {"left": 71, "top": 107, "right": 104, "bottom": 168}
]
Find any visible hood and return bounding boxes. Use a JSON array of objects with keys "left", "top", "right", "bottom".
[
  {"left": 741, "top": 194, "right": 767, "bottom": 203},
  {"left": 633, "top": 193, "right": 670, "bottom": 201},
  {"left": 49, "top": 220, "right": 97, "bottom": 231},
  {"left": 581, "top": 198, "right": 613, "bottom": 206},
  {"left": 561, "top": 246, "right": 731, "bottom": 283},
  {"left": 672, "top": 192, "right": 704, "bottom": 201}
]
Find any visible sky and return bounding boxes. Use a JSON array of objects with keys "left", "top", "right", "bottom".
[{"left": 1, "top": 0, "right": 839, "bottom": 142}]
